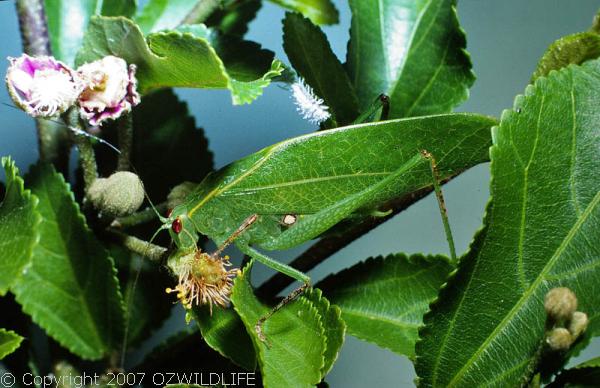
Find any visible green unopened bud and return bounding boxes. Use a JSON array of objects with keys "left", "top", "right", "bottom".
[
  {"left": 544, "top": 287, "right": 577, "bottom": 321},
  {"left": 167, "top": 181, "right": 196, "bottom": 209},
  {"left": 546, "top": 328, "right": 574, "bottom": 351},
  {"left": 88, "top": 171, "right": 144, "bottom": 217},
  {"left": 568, "top": 311, "right": 589, "bottom": 339}
]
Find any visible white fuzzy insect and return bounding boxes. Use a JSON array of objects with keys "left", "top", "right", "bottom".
[{"left": 291, "top": 78, "right": 331, "bottom": 125}]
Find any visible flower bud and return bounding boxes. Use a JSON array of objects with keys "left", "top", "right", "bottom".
[
  {"left": 167, "top": 181, "right": 196, "bottom": 209},
  {"left": 77, "top": 56, "right": 140, "bottom": 125},
  {"left": 546, "top": 328, "right": 574, "bottom": 351},
  {"left": 544, "top": 287, "right": 577, "bottom": 321},
  {"left": 568, "top": 311, "right": 589, "bottom": 339},
  {"left": 5, "top": 54, "right": 82, "bottom": 117},
  {"left": 88, "top": 171, "right": 145, "bottom": 217}
]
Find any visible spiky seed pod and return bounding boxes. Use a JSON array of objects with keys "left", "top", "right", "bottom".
[
  {"left": 568, "top": 311, "right": 589, "bottom": 339},
  {"left": 544, "top": 287, "right": 578, "bottom": 321},
  {"left": 546, "top": 328, "right": 574, "bottom": 351},
  {"left": 87, "top": 171, "right": 145, "bottom": 217},
  {"left": 167, "top": 181, "right": 197, "bottom": 209}
]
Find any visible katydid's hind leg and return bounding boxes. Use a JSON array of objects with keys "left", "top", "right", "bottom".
[
  {"left": 353, "top": 93, "right": 390, "bottom": 124},
  {"left": 212, "top": 214, "right": 259, "bottom": 259},
  {"left": 420, "top": 150, "right": 457, "bottom": 263},
  {"left": 255, "top": 283, "right": 310, "bottom": 346}
]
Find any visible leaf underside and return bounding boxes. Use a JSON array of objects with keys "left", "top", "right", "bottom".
[
  {"left": 0, "top": 328, "right": 24, "bottom": 360},
  {"left": 416, "top": 60, "right": 600, "bottom": 387},
  {"left": 268, "top": 0, "right": 339, "bottom": 25}
]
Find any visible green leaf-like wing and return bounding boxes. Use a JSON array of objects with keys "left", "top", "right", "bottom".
[
  {"left": 135, "top": 0, "right": 199, "bottom": 34},
  {"left": 193, "top": 306, "right": 256, "bottom": 370},
  {"left": 75, "top": 17, "right": 283, "bottom": 104},
  {"left": 317, "top": 254, "right": 452, "bottom": 359},
  {"left": 0, "top": 158, "right": 40, "bottom": 295},
  {"left": 283, "top": 13, "right": 359, "bottom": 126},
  {"left": 44, "top": 0, "right": 136, "bottom": 64},
  {"left": 231, "top": 265, "right": 326, "bottom": 387},
  {"left": 11, "top": 164, "right": 125, "bottom": 360},
  {"left": 268, "top": 0, "right": 338, "bottom": 25},
  {"left": 415, "top": 60, "right": 600, "bottom": 387},
  {"left": 532, "top": 32, "right": 600, "bottom": 82},
  {"left": 0, "top": 328, "right": 23, "bottom": 360},
  {"left": 184, "top": 113, "right": 495, "bottom": 248},
  {"left": 347, "top": 0, "right": 474, "bottom": 118}
]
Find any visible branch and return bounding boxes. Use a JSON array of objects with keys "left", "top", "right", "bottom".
[
  {"left": 109, "top": 230, "right": 169, "bottom": 262},
  {"left": 117, "top": 114, "right": 133, "bottom": 171},
  {"left": 181, "top": 0, "right": 223, "bottom": 25}
]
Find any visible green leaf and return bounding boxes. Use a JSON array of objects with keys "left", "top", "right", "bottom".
[
  {"left": 183, "top": 113, "right": 495, "bottom": 249},
  {"left": 549, "top": 356, "right": 600, "bottom": 387},
  {"left": 532, "top": 32, "right": 600, "bottom": 82},
  {"left": 0, "top": 328, "right": 23, "bottom": 360},
  {"left": 135, "top": 0, "right": 199, "bottom": 34},
  {"left": 317, "top": 254, "right": 452, "bottom": 359},
  {"left": 206, "top": 0, "right": 262, "bottom": 37},
  {"left": 76, "top": 17, "right": 283, "bottom": 104},
  {"left": 231, "top": 265, "right": 326, "bottom": 387},
  {"left": 11, "top": 164, "right": 125, "bottom": 360},
  {"left": 193, "top": 305, "right": 256, "bottom": 370},
  {"left": 0, "top": 158, "right": 40, "bottom": 295},
  {"left": 283, "top": 13, "right": 359, "bottom": 126},
  {"left": 267, "top": 0, "right": 338, "bottom": 25},
  {"left": 346, "top": 0, "right": 474, "bottom": 118},
  {"left": 415, "top": 60, "right": 600, "bottom": 387},
  {"left": 305, "top": 288, "right": 346, "bottom": 377},
  {"left": 44, "top": 0, "right": 136, "bottom": 65}
]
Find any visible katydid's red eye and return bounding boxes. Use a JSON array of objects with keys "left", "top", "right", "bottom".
[{"left": 172, "top": 218, "right": 182, "bottom": 234}]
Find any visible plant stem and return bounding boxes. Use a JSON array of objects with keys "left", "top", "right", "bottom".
[
  {"left": 181, "top": 0, "right": 223, "bottom": 24},
  {"left": 117, "top": 114, "right": 133, "bottom": 171},
  {"left": 111, "top": 230, "right": 168, "bottom": 262},
  {"left": 64, "top": 110, "right": 97, "bottom": 192},
  {"left": 113, "top": 202, "right": 169, "bottom": 228},
  {"left": 257, "top": 186, "right": 437, "bottom": 297}
]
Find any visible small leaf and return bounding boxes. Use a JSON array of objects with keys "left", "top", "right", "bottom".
[
  {"left": 0, "top": 158, "right": 40, "bottom": 295},
  {"left": 415, "top": 59, "right": 600, "bottom": 387},
  {"left": 76, "top": 17, "right": 282, "bottom": 104},
  {"left": 231, "top": 265, "right": 325, "bottom": 387},
  {"left": 44, "top": 0, "right": 136, "bottom": 64},
  {"left": 549, "top": 356, "right": 600, "bottom": 387},
  {"left": 305, "top": 288, "right": 346, "bottom": 377},
  {"left": 347, "top": 0, "right": 474, "bottom": 118},
  {"left": 205, "top": 0, "right": 262, "bottom": 37},
  {"left": 12, "top": 164, "right": 125, "bottom": 360},
  {"left": 0, "top": 328, "right": 23, "bottom": 360},
  {"left": 317, "top": 254, "right": 452, "bottom": 359},
  {"left": 135, "top": 0, "right": 200, "bottom": 34},
  {"left": 532, "top": 32, "right": 600, "bottom": 82},
  {"left": 268, "top": 0, "right": 338, "bottom": 25},
  {"left": 193, "top": 305, "right": 256, "bottom": 370},
  {"left": 283, "top": 13, "right": 359, "bottom": 126}
]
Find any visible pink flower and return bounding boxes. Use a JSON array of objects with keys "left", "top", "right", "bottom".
[
  {"left": 5, "top": 54, "right": 83, "bottom": 117},
  {"left": 77, "top": 56, "right": 140, "bottom": 126}
]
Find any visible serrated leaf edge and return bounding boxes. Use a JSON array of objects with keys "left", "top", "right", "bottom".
[{"left": 0, "top": 328, "right": 24, "bottom": 360}]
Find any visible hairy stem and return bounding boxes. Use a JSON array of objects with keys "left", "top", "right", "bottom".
[
  {"left": 113, "top": 202, "right": 169, "bottom": 228},
  {"left": 64, "top": 111, "right": 97, "bottom": 192},
  {"left": 117, "top": 114, "right": 133, "bottom": 171},
  {"left": 257, "top": 185, "right": 442, "bottom": 297},
  {"left": 181, "top": 0, "right": 223, "bottom": 24},
  {"left": 111, "top": 230, "right": 168, "bottom": 262}
]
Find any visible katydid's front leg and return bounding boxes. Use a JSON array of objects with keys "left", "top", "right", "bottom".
[{"left": 261, "top": 152, "right": 429, "bottom": 251}]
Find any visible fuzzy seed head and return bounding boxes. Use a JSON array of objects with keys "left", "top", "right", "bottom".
[
  {"left": 568, "top": 311, "right": 589, "bottom": 339},
  {"left": 167, "top": 181, "right": 197, "bottom": 209},
  {"left": 546, "top": 328, "right": 574, "bottom": 351},
  {"left": 544, "top": 287, "right": 577, "bottom": 321},
  {"left": 88, "top": 171, "right": 145, "bottom": 217},
  {"left": 291, "top": 78, "right": 331, "bottom": 125}
]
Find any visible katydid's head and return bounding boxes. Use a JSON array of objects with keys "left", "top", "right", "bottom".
[{"left": 166, "top": 205, "right": 199, "bottom": 250}]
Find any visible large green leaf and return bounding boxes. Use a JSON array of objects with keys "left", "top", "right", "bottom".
[
  {"left": 268, "top": 0, "right": 338, "bottom": 25},
  {"left": 135, "top": 0, "right": 199, "bottom": 34},
  {"left": 317, "top": 254, "right": 452, "bottom": 359},
  {"left": 0, "top": 158, "right": 40, "bottom": 295},
  {"left": 11, "top": 164, "right": 125, "bottom": 360},
  {"left": 181, "top": 113, "right": 495, "bottom": 249},
  {"left": 0, "top": 328, "right": 23, "bottom": 360},
  {"left": 415, "top": 60, "right": 600, "bottom": 387},
  {"left": 193, "top": 305, "right": 256, "bottom": 370},
  {"left": 231, "top": 265, "right": 326, "bottom": 387},
  {"left": 346, "top": 0, "right": 474, "bottom": 118},
  {"left": 75, "top": 17, "right": 283, "bottom": 104},
  {"left": 532, "top": 32, "right": 600, "bottom": 82},
  {"left": 283, "top": 13, "right": 359, "bottom": 126},
  {"left": 44, "top": 0, "right": 136, "bottom": 64}
]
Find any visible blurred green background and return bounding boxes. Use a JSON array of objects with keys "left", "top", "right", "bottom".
[{"left": 1, "top": 0, "right": 599, "bottom": 386}]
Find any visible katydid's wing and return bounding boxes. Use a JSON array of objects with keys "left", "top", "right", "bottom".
[{"left": 184, "top": 113, "right": 495, "bottom": 247}]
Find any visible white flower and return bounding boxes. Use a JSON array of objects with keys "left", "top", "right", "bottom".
[
  {"left": 77, "top": 56, "right": 140, "bottom": 126},
  {"left": 5, "top": 54, "right": 83, "bottom": 117},
  {"left": 291, "top": 78, "right": 331, "bottom": 125}
]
